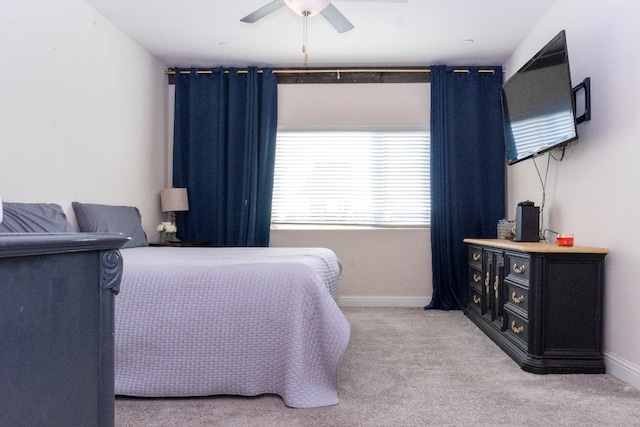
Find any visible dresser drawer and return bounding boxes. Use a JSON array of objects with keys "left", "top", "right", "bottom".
[
  {"left": 504, "top": 309, "right": 529, "bottom": 350},
  {"left": 469, "top": 267, "right": 483, "bottom": 291},
  {"left": 504, "top": 281, "right": 529, "bottom": 317},
  {"left": 504, "top": 253, "right": 530, "bottom": 284},
  {"left": 468, "top": 287, "right": 483, "bottom": 315},
  {"left": 468, "top": 246, "right": 482, "bottom": 268}
]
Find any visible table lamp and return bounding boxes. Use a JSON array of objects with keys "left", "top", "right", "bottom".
[{"left": 160, "top": 188, "right": 189, "bottom": 226}]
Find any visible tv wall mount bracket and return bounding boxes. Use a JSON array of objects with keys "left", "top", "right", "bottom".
[{"left": 572, "top": 77, "right": 591, "bottom": 124}]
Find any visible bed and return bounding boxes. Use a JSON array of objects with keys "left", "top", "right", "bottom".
[
  {"left": 0, "top": 201, "right": 351, "bottom": 408},
  {"left": 114, "top": 245, "right": 350, "bottom": 408}
]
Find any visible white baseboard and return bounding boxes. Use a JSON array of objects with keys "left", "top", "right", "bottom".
[
  {"left": 604, "top": 350, "right": 640, "bottom": 391},
  {"left": 338, "top": 296, "right": 431, "bottom": 308}
]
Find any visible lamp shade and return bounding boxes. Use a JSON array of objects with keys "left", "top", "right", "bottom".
[{"left": 161, "top": 188, "right": 189, "bottom": 212}]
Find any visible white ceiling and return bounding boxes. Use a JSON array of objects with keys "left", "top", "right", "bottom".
[{"left": 84, "top": 0, "right": 557, "bottom": 68}]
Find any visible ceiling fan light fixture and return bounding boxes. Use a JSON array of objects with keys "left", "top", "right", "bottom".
[
  {"left": 242, "top": 0, "right": 355, "bottom": 63},
  {"left": 284, "top": 0, "right": 331, "bottom": 16}
]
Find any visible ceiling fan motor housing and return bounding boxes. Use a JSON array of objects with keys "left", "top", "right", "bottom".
[{"left": 284, "top": 0, "right": 331, "bottom": 16}]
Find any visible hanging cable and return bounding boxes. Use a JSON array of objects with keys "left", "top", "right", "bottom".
[
  {"left": 532, "top": 153, "right": 552, "bottom": 241},
  {"left": 302, "top": 11, "right": 309, "bottom": 62}
]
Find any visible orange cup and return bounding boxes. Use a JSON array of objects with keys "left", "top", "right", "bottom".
[{"left": 556, "top": 234, "right": 574, "bottom": 247}]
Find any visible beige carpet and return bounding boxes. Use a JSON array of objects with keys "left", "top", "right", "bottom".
[{"left": 116, "top": 307, "right": 640, "bottom": 426}]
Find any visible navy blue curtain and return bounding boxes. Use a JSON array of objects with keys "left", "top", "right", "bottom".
[
  {"left": 426, "top": 65, "right": 505, "bottom": 310},
  {"left": 172, "top": 67, "right": 278, "bottom": 247}
]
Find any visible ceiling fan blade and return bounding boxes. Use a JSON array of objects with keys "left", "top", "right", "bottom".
[
  {"left": 240, "top": 0, "right": 286, "bottom": 23},
  {"left": 320, "top": 3, "right": 354, "bottom": 33}
]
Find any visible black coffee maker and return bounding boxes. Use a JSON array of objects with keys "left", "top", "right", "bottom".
[{"left": 515, "top": 200, "right": 539, "bottom": 242}]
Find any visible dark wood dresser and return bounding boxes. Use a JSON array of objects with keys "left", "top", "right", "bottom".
[
  {"left": 463, "top": 238, "right": 608, "bottom": 374},
  {"left": 0, "top": 233, "right": 128, "bottom": 426}
]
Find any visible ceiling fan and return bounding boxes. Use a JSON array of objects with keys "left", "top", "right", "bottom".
[
  {"left": 241, "top": 0, "right": 405, "bottom": 61},
  {"left": 241, "top": 0, "right": 355, "bottom": 33}
]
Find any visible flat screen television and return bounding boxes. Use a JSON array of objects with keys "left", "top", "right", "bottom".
[{"left": 502, "top": 30, "right": 578, "bottom": 165}]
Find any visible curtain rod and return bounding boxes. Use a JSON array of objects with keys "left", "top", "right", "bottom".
[
  {"left": 165, "top": 68, "right": 430, "bottom": 75},
  {"left": 165, "top": 67, "right": 498, "bottom": 76},
  {"left": 165, "top": 67, "right": 499, "bottom": 84}
]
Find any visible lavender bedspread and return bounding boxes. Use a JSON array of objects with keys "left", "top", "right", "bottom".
[{"left": 114, "top": 247, "right": 350, "bottom": 408}]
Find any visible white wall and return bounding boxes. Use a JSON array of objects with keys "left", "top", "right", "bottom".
[
  {"left": 272, "top": 83, "right": 432, "bottom": 306},
  {"left": 277, "top": 83, "right": 430, "bottom": 128},
  {"left": 504, "top": 0, "right": 640, "bottom": 389},
  {"left": 0, "top": 0, "right": 168, "bottom": 238},
  {"left": 271, "top": 227, "right": 431, "bottom": 306}
]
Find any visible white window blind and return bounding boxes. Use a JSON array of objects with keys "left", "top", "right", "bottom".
[{"left": 271, "top": 130, "right": 430, "bottom": 226}]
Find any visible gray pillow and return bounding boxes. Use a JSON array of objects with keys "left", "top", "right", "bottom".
[
  {"left": 0, "top": 202, "right": 76, "bottom": 233},
  {"left": 72, "top": 202, "right": 148, "bottom": 248}
]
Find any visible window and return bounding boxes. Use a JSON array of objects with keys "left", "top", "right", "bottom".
[{"left": 271, "top": 129, "right": 430, "bottom": 227}]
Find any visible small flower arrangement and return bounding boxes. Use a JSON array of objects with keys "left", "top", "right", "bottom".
[
  {"left": 157, "top": 222, "right": 177, "bottom": 234},
  {"left": 157, "top": 222, "right": 178, "bottom": 242}
]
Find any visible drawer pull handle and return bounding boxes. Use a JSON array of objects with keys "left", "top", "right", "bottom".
[
  {"left": 472, "top": 294, "right": 481, "bottom": 304},
  {"left": 485, "top": 272, "right": 490, "bottom": 294},
  {"left": 473, "top": 273, "right": 481, "bottom": 283},
  {"left": 472, "top": 253, "right": 481, "bottom": 261},
  {"left": 513, "top": 263, "right": 526, "bottom": 274},
  {"left": 511, "top": 292, "right": 524, "bottom": 304},
  {"left": 494, "top": 276, "right": 499, "bottom": 299},
  {"left": 511, "top": 321, "right": 524, "bottom": 334}
]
